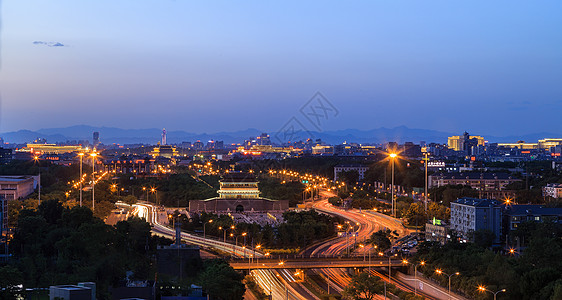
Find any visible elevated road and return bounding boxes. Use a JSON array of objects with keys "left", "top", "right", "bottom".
[{"left": 230, "top": 258, "right": 403, "bottom": 270}]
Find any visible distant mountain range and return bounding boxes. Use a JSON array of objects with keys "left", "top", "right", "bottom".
[{"left": 0, "top": 125, "right": 560, "bottom": 145}]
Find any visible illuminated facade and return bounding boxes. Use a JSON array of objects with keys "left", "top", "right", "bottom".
[
  {"left": 218, "top": 173, "right": 260, "bottom": 199},
  {"left": 538, "top": 138, "right": 562, "bottom": 150},
  {"left": 152, "top": 145, "right": 178, "bottom": 159},
  {"left": 497, "top": 142, "right": 538, "bottom": 150},
  {"left": 447, "top": 133, "right": 485, "bottom": 151},
  {"left": 25, "top": 144, "right": 83, "bottom": 155}
]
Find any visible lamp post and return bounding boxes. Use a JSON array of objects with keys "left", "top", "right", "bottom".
[
  {"left": 203, "top": 219, "right": 213, "bottom": 240},
  {"left": 33, "top": 156, "right": 41, "bottom": 204},
  {"left": 422, "top": 148, "right": 429, "bottom": 211},
  {"left": 389, "top": 153, "right": 397, "bottom": 217},
  {"left": 255, "top": 244, "right": 261, "bottom": 264},
  {"left": 379, "top": 252, "right": 397, "bottom": 281},
  {"left": 435, "top": 269, "right": 459, "bottom": 299},
  {"left": 78, "top": 152, "right": 84, "bottom": 207},
  {"left": 403, "top": 260, "right": 425, "bottom": 296},
  {"left": 242, "top": 232, "right": 247, "bottom": 258},
  {"left": 142, "top": 187, "right": 148, "bottom": 201},
  {"left": 90, "top": 152, "right": 97, "bottom": 211},
  {"left": 478, "top": 286, "right": 506, "bottom": 300},
  {"left": 151, "top": 187, "right": 157, "bottom": 205}
]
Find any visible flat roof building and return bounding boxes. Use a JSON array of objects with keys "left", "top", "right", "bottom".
[
  {"left": 0, "top": 176, "right": 36, "bottom": 201},
  {"left": 450, "top": 198, "right": 502, "bottom": 244}
]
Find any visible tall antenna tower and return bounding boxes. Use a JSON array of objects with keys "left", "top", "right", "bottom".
[{"left": 162, "top": 128, "right": 167, "bottom": 145}]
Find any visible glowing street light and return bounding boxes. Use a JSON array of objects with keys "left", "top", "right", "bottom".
[
  {"left": 403, "top": 260, "right": 425, "bottom": 296},
  {"left": 78, "top": 152, "right": 84, "bottom": 207},
  {"left": 435, "top": 269, "right": 460, "bottom": 299},
  {"left": 389, "top": 153, "right": 397, "bottom": 217},
  {"left": 478, "top": 286, "right": 506, "bottom": 300},
  {"left": 33, "top": 156, "right": 41, "bottom": 204},
  {"left": 90, "top": 152, "right": 98, "bottom": 211},
  {"left": 203, "top": 219, "right": 213, "bottom": 240}
]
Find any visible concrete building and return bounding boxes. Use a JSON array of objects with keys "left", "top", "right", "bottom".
[
  {"left": 333, "top": 164, "right": 368, "bottom": 182},
  {"left": 49, "top": 285, "right": 93, "bottom": 300},
  {"left": 543, "top": 183, "right": 562, "bottom": 199},
  {"left": 189, "top": 173, "right": 288, "bottom": 213},
  {"left": 0, "top": 148, "right": 12, "bottom": 164},
  {"left": 429, "top": 172, "right": 520, "bottom": 192},
  {"left": 450, "top": 198, "right": 502, "bottom": 244},
  {"left": 0, "top": 176, "right": 36, "bottom": 200},
  {"left": 425, "top": 219, "right": 448, "bottom": 245},
  {"left": 505, "top": 205, "right": 562, "bottom": 231}
]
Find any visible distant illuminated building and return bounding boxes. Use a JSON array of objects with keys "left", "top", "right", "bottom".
[
  {"left": 497, "top": 141, "right": 538, "bottom": 150},
  {"left": 538, "top": 138, "right": 562, "bottom": 150},
  {"left": 152, "top": 144, "right": 178, "bottom": 159},
  {"left": 447, "top": 132, "right": 485, "bottom": 152},
  {"left": 24, "top": 144, "right": 83, "bottom": 155}
]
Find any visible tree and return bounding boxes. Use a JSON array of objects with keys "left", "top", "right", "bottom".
[
  {"left": 339, "top": 170, "right": 360, "bottom": 185},
  {"left": 0, "top": 265, "right": 24, "bottom": 300},
  {"left": 197, "top": 259, "right": 245, "bottom": 300},
  {"left": 328, "top": 196, "right": 342, "bottom": 206},
  {"left": 343, "top": 272, "right": 384, "bottom": 300},
  {"left": 404, "top": 203, "right": 426, "bottom": 226},
  {"left": 368, "top": 229, "right": 397, "bottom": 252}
]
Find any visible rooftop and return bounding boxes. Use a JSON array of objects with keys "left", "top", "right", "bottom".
[
  {"left": 221, "top": 172, "right": 257, "bottom": 182},
  {"left": 431, "top": 172, "right": 517, "bottom": 180},
  {"left": 506, "top": 204, "right": 562, "bottom": 216},
  {"left": 453, "top": 197, "right": 501, "bottom": 207}
]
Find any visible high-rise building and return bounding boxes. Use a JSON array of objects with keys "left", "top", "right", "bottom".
[
  {"left": 256, "top": 133, "right": 271, "bottom": 146},
  {"left": 161, "top": 128, "right": 167, "bottom": 145},
  {"left": 447, "top": 132, "right": 485, "bottom": 152},
  {"left": 93, "top": 132, "right": 100, "bottom": 146}
]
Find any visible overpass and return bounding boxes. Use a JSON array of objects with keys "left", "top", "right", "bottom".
[{"left": 230, "top": 258, "right": 405, "bottom": 270}]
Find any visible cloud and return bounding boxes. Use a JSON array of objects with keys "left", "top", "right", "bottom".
[{"left": 33, "top": 41, "right": 67, "bottom": 47}]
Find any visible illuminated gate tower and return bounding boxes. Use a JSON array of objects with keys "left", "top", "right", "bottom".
[
  {"left": 218, "top": 173, "right": 260, "bottom": 199},
  {"left": 189, "top": 172, "right": 288, "bottom": 213}
]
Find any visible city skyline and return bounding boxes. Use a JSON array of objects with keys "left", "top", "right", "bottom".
[{"left": 1, "top": 1, "right": 561, "bottom": 136}]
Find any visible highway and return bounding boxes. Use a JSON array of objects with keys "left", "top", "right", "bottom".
[{"left": 132, "top": 202, "right": 313, "bottom": 299}]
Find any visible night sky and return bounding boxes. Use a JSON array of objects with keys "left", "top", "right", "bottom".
[{"left": 1, "top": 1, "right": 561, "bottom": 136}]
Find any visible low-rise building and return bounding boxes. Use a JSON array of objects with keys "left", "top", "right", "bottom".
[
  {"left": 543, "top": 183, "right": 562, "bottom": 199},
  {"left": 0, "top": 176, "right": 36, "bottom": 200},
  {"left": 425, "top": 218, "right": 448, "bottom": 245},
  {"left": 429, "top": 172, "right": 520, "bottom": 192},
  {"left": 504, "top": 204, "right": 562, "bottom": 231},
  {"left": 333, "top": 164, "right": 368, "bottom": 182},
  {"left": 450, "top": 198, "right": 502, "bottom": 244}
]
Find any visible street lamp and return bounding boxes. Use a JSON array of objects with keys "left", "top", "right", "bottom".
[
  {"left": 422, "top": 148, "right": 429, "bottom": 211},
  {"left": 242, "top": 232, "right": 247, "bottom": 258},
  {"left": 255, "top": 244, "right": 262, "bottom": 264},
  {"left": 389, "top": 153, "right": 397, "bottom": 217},
  {"left": 203, "top": 219, "right": 213, "bottom": 240},
  {"left": 33, "top": 156, "right": 41, "bottom": 204},
  {"left": 478, "top": 286, "right": 506, "bottom": 300},
  {"left": 435, "top": 269, "right": 460, "bottom": 299},
  {"left": 90, "top": 152, "right": 98, "bottom": 212},
  {"left": 151, "top": 187, "right": 157, "bottom": 205},
  {"left": 403, "top": 260, "right": 425, "bottom": 296},
  {"left": 78, "top": 152, "right": 84, "bottom": 207}
]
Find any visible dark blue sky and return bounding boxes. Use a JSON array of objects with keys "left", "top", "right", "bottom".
[{"left": 1, "top": 1, "right": 561, "bottom": 136}]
